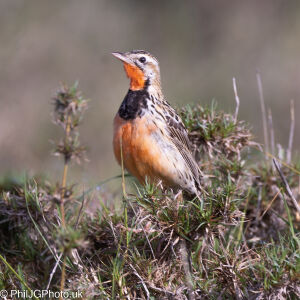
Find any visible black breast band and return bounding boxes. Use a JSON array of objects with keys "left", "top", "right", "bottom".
[{"left": 118, "top": 89, "right": 149, "bottom": 120}]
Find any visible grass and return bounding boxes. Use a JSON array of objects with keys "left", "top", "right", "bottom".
[{"left": 0, "top": 84, "right": 299, "bottom": 299}]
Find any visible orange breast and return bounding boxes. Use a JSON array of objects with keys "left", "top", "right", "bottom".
[
  {"left": 113, "top": 114, "right": 176, "bottom": 187},
  {"left": 113, "top": 114, "right": 142, "bottom": 182},
  {"left": 123, "top": 63, "right": 145, "bottom": 91}
]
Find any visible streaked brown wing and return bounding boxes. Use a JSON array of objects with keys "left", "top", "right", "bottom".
[
  {"left": 163, "top": 104, "right": 192, "bottom": 151},
  {"left": 163, "top": 105, "right": 202, "bottom": 191}
]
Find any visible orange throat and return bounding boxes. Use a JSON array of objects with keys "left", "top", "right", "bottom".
[{"left": 123, "top": 62, "right": 145, "bottom": 90}]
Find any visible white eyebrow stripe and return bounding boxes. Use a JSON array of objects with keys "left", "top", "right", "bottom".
[{"left": 147, "top": 56, "right": 159, "bottom": 66}]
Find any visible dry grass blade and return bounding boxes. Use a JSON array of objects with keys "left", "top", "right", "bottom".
[
  {"left": 232, "top": 77, "right": 240, "bottom": 124},
  {"left": 268, "top": 108, "right": 275, "bottom": 156},
  {"left": 129, "top": 263, "right": 150, "bottom": 300},
  {"left": 260, "top": 188, "right": 281, "bottom": 219},
  {"left": 287, "top": 99, "right": 295, "bottom": 164},
  {"left": 273, "top": 158, "right": 300, "bottom": 215},
  {"left": 256, "top": 71, "right": 269, "bottom": 158},
  {"left": 46, "top": 253, "right": 63, "bottom": 290}
]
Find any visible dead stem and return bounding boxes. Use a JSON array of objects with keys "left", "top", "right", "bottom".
[
  {"left": 287, "top": 99, "right": 295, "bottom": 164},
  {"left": 60, "top": 113, "right": 71, "bottom": 299},
  {"left": 59, "top": 255, "right": 67, "bottom": 300},
  {"left": 60, "top": 113, "right": 71, "bottom": 228},
  {"left": 260, "top": 188, "right": 281, "bottom": 219},
  {"left": 256, "top": 71, "right": 269, "bottom": 159},
  {"left": 60, "top": 164, "right": 68, "bottom": 228},
  {"left": 129, "top": 263, "right": 150, "bottom": 299},
  {"left": 273, "top": 158, "right": 300, "bottom": 215},
  {"left": 267, "top": 108, "right": 275, "bottom": 156},
  {"left": 46, "top": 253, "right": 63, "bottom": 290},
  {"left": 232, "top": 77, "right": 240, "bottom": 124}
]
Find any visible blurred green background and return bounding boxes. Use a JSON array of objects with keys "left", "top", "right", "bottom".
[{"left": 0, "top": 0, "right": 299, "bottom": 183}]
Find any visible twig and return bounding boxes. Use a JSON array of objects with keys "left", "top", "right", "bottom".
[
  {"left": 59, "top": 113, "right": 71, "bottom": 300},
  {"left": 60, "top": 113, "right": 71, "bottom": 228},
  {"left": 260, "top": 188, "right": 281, "bottom": 219},
  {"left": 232, "top": 77, "right": 240, "bottom": 124},
  {"left": 287, "top": 99, "right": 295, "bottom": 164},
  {"left": 267, "top": 108, "right": 275, "bottom": 156},
  {"left": 59, "top": 255, "right": 67, "bottom": 300},
  {"left": 161, "top": 229, "right": 174, "bottom": 256},
  {"left": 256, "top": 71, "right": 269, "bottom": 158},
  {"left": 46, "top": 253, "right": 63, "bottom": 290},
  {"left": 273, "top": 158, "right": 300, "bottom": 215},
  {"left": 129, "top": 264, "right": 150, "bottom": 300},
  {"left": 179, "top": 238, "right": 195, "bottom": 300}
]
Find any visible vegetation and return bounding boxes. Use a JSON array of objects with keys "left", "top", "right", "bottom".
[{"left": 0, "top": 83, "right": 299, "bottom": 299}]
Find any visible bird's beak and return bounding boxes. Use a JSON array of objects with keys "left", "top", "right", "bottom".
[{"left": 112, "top": 52, "right": 133, "bottom": 65}]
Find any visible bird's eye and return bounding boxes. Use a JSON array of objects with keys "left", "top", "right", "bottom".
[{"left": 139, "top": 56, "right": 146, "bottom": 63}]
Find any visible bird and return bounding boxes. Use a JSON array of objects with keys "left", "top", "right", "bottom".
[{"left": 112, "top": 50, "right": 202, "bottom": 197}]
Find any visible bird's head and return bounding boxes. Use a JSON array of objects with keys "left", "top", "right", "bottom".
[{"left": 112, "top": 50, "right": 161, "bottom": 91}]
